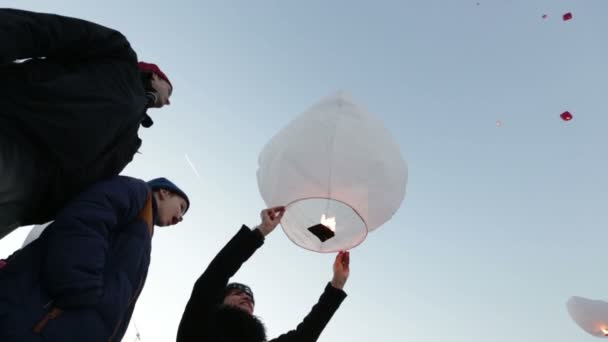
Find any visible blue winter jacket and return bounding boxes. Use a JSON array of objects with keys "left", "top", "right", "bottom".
[{"left": 0, "top": 176, "right": 156, "bottom": 342}]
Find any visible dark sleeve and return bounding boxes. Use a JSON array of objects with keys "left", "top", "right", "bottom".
[
  {"left": 0, "top": 8, "right": 136, "bottom": 64},
  {"left": 176, "top": 226, "right": 265, "bottom": 342},
  {"left": 43, "top": 176, "right": 149, "bottom": 308},
  {"left": 269, "top": 283, "right": 347, "bottom": 342}
]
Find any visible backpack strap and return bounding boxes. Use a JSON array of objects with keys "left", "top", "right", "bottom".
[
  {"left": 138, "top": 191, "right": 154, "bottom": 237},
  {"left": 33, "top": 307, "right": 62, "bottom": 334}
]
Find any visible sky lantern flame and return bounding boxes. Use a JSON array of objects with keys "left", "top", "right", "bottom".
[{"left": 321, "top": 214, "right": 337, "bottom": 232}]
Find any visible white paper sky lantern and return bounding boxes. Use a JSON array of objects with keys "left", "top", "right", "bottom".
[
  {"left": 257, "top": 92, "right": 407, "bottom": 253},
  {"left": 566, "top": 296, "right": 608, "bottom": 337}
]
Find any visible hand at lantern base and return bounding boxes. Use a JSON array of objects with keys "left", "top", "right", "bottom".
[{"left": 330, "top": 251, "right": 350, "bottom": 290}]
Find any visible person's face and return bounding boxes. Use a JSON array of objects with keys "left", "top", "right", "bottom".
[
  {"left": 223, "top": 289, "right": 255, "bottom": 315},
  {"left": 150, "top": 73, "right": 172, "bottom": 108},
  {"left": 155, "top": 189, "right": 187, "bottom": 227}
]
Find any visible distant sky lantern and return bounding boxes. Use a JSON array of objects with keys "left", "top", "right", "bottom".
[
  {"left": 563, "top": 12, "right": 573, "bottom": 21},
  {"left": 566, "top": 296, "right": 608, "bottom": 337},
  {"left": 257, "top": 92, "right": 407, "bottom": 253},
  {"left": 561, "top": 111, "right": 573, "bottom": 121}
]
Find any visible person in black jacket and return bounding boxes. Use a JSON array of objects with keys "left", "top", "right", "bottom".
[
  {"left": 177, "top": 206, "right": 350, "bottom": 342},
  {"left": 0, "top": 8, "right": 174, "bottom": 239}
]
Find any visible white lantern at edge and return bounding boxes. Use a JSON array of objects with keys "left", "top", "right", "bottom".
[{"left": 567, "top": 296, "right": 608, "bottom": 337}]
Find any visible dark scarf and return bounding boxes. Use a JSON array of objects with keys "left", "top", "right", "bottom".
[
  {"left": 210, "top": 305, "right": 267, "bottom": 342},
  {"left": 140, "top": 71, "right": 156, "bottom": 128}
]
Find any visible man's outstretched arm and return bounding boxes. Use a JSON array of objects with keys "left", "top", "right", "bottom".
[
  {"left": 270, "top": 251, "right": 350, "bottom": 342},
  {"left": 176, "top": 206, "right": 285, "bottom": 342}
]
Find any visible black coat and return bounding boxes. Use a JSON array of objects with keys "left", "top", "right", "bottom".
[
  {"left": 0, "top": 8, "right": 150, "bottom": 224},
  {"left": 177, "top": 226, "right": 347, "bottom": 342}
]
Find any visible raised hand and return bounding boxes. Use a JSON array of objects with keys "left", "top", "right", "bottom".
[
  {"left": 331, "top": 251, "right": 350, "bottom": 290},
  {"left": 256, "top": 206, "right": 286, "bottom": 237}
]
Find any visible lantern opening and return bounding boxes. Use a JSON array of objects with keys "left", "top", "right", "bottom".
[
  {"left": 280, "top": 197, "right": 368, "bottom": 252},
  {"left": 601, "top": 327, "right": 608, "bottom": 336}
]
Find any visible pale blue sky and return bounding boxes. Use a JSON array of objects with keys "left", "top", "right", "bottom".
[{"left": 1, "top": 1, "right": 608, "bottom": 341}]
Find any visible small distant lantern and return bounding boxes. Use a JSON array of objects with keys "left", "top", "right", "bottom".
[
  {"left": 257, "top": 92, "right": 407, "bottom": 252},
  {"left": 566, "top": 296, "right": 608, "bottom": 337},
  {"left": 561, "top": 111, "right": 573, "bottom": 121}
]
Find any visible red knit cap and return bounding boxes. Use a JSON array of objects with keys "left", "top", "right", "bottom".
[{"left": 138, "top": 61, "right": 173, "bottom": 89}]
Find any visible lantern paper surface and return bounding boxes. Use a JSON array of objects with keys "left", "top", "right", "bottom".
[
  {"left": 567, "top": 296, "right": 608, "bottom": 337},
  {"left": 257, "top": 92, "right": 407, "bottom": 252}
]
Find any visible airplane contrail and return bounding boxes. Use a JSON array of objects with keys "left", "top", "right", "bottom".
[{"left": 185, "top": 153, "right": 201, "bottom": 178}]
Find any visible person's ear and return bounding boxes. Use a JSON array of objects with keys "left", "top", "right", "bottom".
[{"left": 159, "top": 189, "right": 170, "bottom": 199}]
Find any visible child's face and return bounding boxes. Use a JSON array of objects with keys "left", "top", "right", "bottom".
[{"left": 156, "top": 190, "right": 187, "bottom": 227}]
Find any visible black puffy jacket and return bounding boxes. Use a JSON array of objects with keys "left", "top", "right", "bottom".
[{"left": 0, "top": 8, "right": 151, "bottom": 224}]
